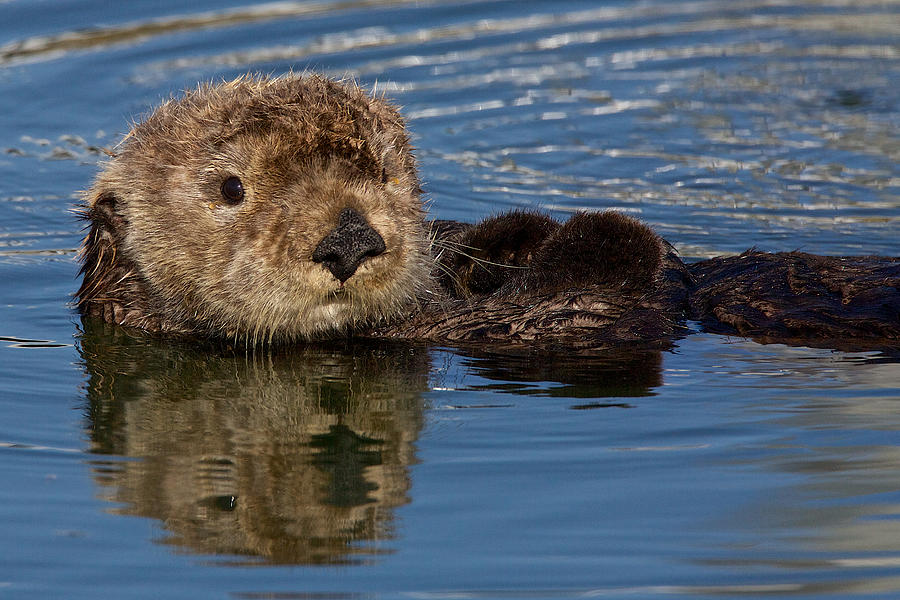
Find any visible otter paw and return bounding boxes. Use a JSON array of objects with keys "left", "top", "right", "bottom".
[
  {"left": 525, "top": 211, "right": 664, "bottom": 293},
  {"left": 440, "top": 211, "right": 558, "bottom": 296}
]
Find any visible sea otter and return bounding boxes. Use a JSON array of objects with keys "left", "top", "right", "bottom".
[{"left": 76, "top": 74, "right": 900, "bottom": 351}]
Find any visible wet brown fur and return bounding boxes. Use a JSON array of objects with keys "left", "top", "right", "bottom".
[
  {"left": 78, "top": 74, "right": 429, "bottom": 343},
  {"left": 78, "top": 74, "right": 899, "bottom": 351},
  {"left": 689, "top": 251, "right": 900, "bottom": 347}
]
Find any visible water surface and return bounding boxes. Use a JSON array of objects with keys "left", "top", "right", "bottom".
[{"left": 1, "top": 1, "right": 898, "bottom": 598}]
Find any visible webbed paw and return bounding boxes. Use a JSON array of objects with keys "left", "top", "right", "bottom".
[
  {"left": 524, "top": 211, "right": 664, "bottom": 293},
  {"left": 437, "top": 210, "right": 665, "bottom": 298},
  {"left": 438, "top": 211, "right": 558, "bottom": 296}
]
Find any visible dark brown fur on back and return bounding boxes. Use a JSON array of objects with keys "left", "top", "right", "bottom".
[{"left": 689, "top": 251, "right": 900, "bottom": 348}]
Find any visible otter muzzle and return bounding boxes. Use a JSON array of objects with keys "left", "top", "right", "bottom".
[{"left": 312, "top": 207, "right": 386, "bottom": 283}]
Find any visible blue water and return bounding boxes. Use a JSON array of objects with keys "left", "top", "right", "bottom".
[{"left": 1, "top": 1, "right": 899, "bottom": 598}]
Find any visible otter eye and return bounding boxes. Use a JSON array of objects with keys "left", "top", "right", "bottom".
[{"left": 220, "top": 176, "right": 244, "bottom": 203}]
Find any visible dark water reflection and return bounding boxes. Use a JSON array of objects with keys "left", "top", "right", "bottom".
[{"left": 448, "top": 346, "right": 665, "bottom": 399}]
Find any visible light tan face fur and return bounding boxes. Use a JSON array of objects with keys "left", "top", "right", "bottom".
[{"left": 83, "top": 75, "right": 431, "bottom": 341}]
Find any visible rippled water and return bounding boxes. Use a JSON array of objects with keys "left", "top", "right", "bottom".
[{"left": 1, "top": 1, "right": 898, "bottom": 598}]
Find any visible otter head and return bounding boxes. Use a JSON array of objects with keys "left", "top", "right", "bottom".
[{"left": 77, "top": 74, "right": 431, "bottom": 342}]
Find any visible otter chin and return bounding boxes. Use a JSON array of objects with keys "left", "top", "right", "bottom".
[
  {"left": 78, "top": 74, "right": 900, "bottom": 351},
  {"left": 77, "top": 74, "right": 432, "bottom": 342}
]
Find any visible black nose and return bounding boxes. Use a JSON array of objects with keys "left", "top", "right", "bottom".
[{"left": 312, "top": 208, "right": 386, "bottom": 283}]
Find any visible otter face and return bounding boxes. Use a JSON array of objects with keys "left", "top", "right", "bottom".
[{"left": 79, "top": 75, "right": 431, "bottom": 341}]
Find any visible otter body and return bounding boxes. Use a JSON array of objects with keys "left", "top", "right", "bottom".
[{"left": 77, "top": 74, "right": 900, "bottom": 350}]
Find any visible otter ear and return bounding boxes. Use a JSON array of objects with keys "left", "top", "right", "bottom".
[{"left": 86, "top": 190, "right": 127, "bottom": 240}]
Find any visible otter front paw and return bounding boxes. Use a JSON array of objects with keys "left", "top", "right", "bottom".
[
  {"left": 524, "top": 211, "right": 664, "bottom": 293},
  {"left": 439, "top": 211, "right": 558, "bottom": 296}
]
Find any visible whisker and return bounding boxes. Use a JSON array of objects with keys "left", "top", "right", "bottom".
[{"left": 429, "top": 239, "right": 529, "bottom": 270}]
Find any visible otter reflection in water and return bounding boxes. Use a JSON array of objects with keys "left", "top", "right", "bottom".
[
  {"left": 76, "top": 74, "right": 899, "bottom": 350},
  {"left": 80, "top": 322, "right": 663, "bottom": 564},
  {"left": 81, "top": 322, "right": 427, "bottom": 564}
]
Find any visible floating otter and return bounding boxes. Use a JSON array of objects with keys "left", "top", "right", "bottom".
[{"left": 77, "top": 74, "right": 900, "bottom": 351}]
